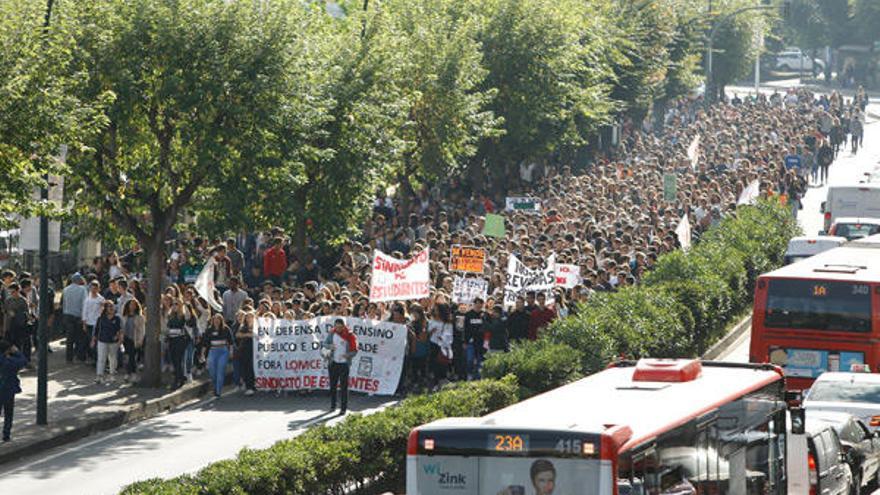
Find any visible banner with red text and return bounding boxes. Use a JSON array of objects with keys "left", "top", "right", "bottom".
[
  {"left": 369, "top": 248, "right": 431, "bottom": 302},
  {"left": 555, "top": 263, "right": 581, "bottom": 289},
  {"left": 254, "top": 316, "right": 407, "bottom": 395}
]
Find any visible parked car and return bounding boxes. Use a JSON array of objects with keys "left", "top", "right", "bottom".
[
  {"left": 776, "top": 49, "right": 826, "bottom": 72},
  {"left": 827, "top": 217, "right": 880, "bottom": 241},
  {"left": 801, "top": 417, "right": 854, "bottom": 495},
  {"left": 804, "top": 372, "right": 880, "bottom": 431},
  {"left": 808, "top": 410, "right": 880, "bottom": 494}
]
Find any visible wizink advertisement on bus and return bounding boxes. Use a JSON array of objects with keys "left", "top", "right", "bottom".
[{"left": 414, "top": 456, "right": 601, "bottom": 495}]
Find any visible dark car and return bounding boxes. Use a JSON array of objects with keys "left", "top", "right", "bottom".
[
  {"left": 809, "top": 411, "right": 880, "bottom": 494},
  {"left": 802, "top": 416, "right": 854, "bottom": 495}
]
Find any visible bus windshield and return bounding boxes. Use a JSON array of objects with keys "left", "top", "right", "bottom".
[{"left": 764, "top": 279, "right": 872, "bottom": 332}]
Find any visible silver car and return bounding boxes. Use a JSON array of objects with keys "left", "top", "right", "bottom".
[{"left": 804, "top": 372, "right": 880, "bottom": 432}]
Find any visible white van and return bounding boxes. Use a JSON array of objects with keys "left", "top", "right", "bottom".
[
  {"left": 784, "top": 236, "right": 847, "bottom": 264},
  {"left": 822, "top": 184, "right": 880, "bottom": 233}
]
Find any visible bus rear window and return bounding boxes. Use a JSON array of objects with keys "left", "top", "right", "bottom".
[{"left": 764, "top": 279, "right": 872, "bottom": 332}]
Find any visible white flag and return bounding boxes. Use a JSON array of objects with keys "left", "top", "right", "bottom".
[
  {"left": 195, "top": 257, "right": 223, "bottom": 311},
  {"left": 687, "top": 134, "right": 700, "bottom": 171},
  {"left": 676, "top": 214, "right": 692, "bottom": 251},
  {"left": 737, "top": 179, "right": 760, "bottom": 205}
]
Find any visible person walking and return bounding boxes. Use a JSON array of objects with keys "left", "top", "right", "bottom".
[
  {"left": 92, "top": 301, "right": 123, "bottom": 384},
  {"left": 82, "top": 281, "right": 105, "bottom": 363},
  {"left": 120, "top": 299, "right": 145, "bottom": 382},
  {"left": 236, "top": 312, "right": 257, "bottom": 395},
  {"left": 0, "top": 341, "right": 28, "bottom": 442},
  {"left": 165, "top": 300, "right": 192, "bottom": 389},
  {"left": 2, "top": 283, "right": 30, "bottom": 366},
  {"left": 205, "top": 313, "right": 234, "bottom": 397},
  {"left": 817, "top": 139, "right": 834, "bottom": 186},
  {"left": 61, "top": 273, "right": 89, "bottom": 363},
  {"left": 323, "top": 318, "right": 358, "bottom": 414}
]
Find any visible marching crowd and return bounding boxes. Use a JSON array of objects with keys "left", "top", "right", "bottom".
[{"left": 0, "top": 87, "right": 870, "bottom": 437}]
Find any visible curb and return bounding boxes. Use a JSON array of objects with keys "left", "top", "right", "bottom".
[
  {"left": 0, "top": 375, "right": 220, "bottom": 466},
  {"left": 702, "top": 314, "right": 752, "bottom": 361}
]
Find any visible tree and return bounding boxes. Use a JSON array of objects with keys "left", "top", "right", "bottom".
[
  {"left": 64, "top": 0, "right": 300, "bottom": 386},
  {"left": 0, "top": 0, "right": 106, "bottom": 225},
  {"left": 385, "top": 0, "right": 501, "bottom": 216},
  {"left": 473, "top": 0, "right": 618, "bottom": 188},
  {"left": 709, "top": 0, "right": 769, "bottom": 99}
]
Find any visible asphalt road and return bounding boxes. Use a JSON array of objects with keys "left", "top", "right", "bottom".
[
  {"left": 0, "top": 391, "right": 395, "bottom": 495},
  {"left": 718, "top": 98, "right": 880, "bottom": 364}
]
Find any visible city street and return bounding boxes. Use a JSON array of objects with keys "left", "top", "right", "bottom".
[
  {"left": 720, "top": 98, "right": 880, "bottom": 365},
  {"left": 0, "top": 392, "right": 394, "bottom": 495}
]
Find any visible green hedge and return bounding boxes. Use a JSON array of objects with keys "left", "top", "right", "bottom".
[
  {"left": 484, "top": 199, "right": 800, "bottom": 397},
  {"left": 120, "top": 376, "right": 519, "bottom": 495},
  {"left": 481, "top": 340, "right": 582, "bottom": 397}
]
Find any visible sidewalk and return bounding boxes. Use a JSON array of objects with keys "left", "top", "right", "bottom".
[{"left": 0, "top": 339, "right": 216, "bottom": 465}]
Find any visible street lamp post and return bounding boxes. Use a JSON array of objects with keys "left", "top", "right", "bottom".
[{"left": 36, "top": 0, "right": 55, "bottom": 427}]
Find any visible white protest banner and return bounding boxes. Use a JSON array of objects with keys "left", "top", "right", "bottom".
[
  {"left": 452, "top": 276, "right": 489, "bottom": 305},
  {"left": 505, "top": 196, "right": 542, "bottom": 213},
  {"left": 687, "top": 134, "right": 700, "bottom": 170},
  {"left": 194, "top": 257, "right": 223, "bottom": 311},
  {"left": 555, "top": 263, "right": 581, "bottom": 289},
  {"left": 738, "top": 179, "right": 760, "bottom": 205},
  {"left": 503, "top": 253, "right": 555, "bottom": 308},
  {"left": 676, "top": 214, "right": 692, "bottom": 251},
  {"left": 369, "top": 248, "right": 431, "bottom": 302},
  {"left": 255, "top": 316, "right": 407, "bottom": 395}
]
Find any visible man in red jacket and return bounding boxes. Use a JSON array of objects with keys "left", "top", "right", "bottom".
[
  {"left": 528, "top": 292, "right": 556, "bottom": 341},
  {"left": 262, "top": 237, "right": 288, "bottom": 285}
]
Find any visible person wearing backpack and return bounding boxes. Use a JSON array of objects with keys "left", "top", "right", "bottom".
[{"left": 0, "top": 340, "right": 28, "bottom": 441}]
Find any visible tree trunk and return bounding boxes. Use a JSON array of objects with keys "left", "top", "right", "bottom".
[
  {"left": 292, "top": 187, "right": 308, "bottom": 261},
  {"left": 140, "top": 238, "right": 166, "bottom": 387},
  {"left": 398, "top": 171, "right": 415, "bottom": 219}
]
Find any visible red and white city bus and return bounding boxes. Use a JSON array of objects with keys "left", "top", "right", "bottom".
[
  {"left": 407, "top": 359, "right": 789, "bottom": 495},
  {"left": 750, "top": 243, "right": 880, "bottom": 391}
]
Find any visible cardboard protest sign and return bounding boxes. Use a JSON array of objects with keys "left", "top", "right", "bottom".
[
  {"left": 503, "top": 253, "right": 556, "bottom": 308},
  {"left": 482, "top": 213, "right": 506, "bottom": 238},
  {"left": 555, "top": 263, "right": 581, "bottom": 289},
  {"left": 255, "top": 316, "right": 407, "bottom": 395},
  {"left": 452, "top": 275, "right": 489, "bottom": 305},
  {"left": 369, "top": 248, "right": 430, "bottom": 302},
  {"left": 663, "top": 173, "right": 677, "bottom": 202},
  {"left": 449, "top": 245, "right": 486, "bottom": 273},
  {"left": 505, "top": 196, "right": 542, "bottom": 213}
]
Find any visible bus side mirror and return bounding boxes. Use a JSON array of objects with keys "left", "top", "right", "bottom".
[{"left": 790, "top": 407, "right": 806, "bottom": 435}]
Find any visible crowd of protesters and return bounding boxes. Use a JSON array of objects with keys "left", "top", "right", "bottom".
[{"left": 0, "top": 87, "right": 866, "bottom": 405}]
